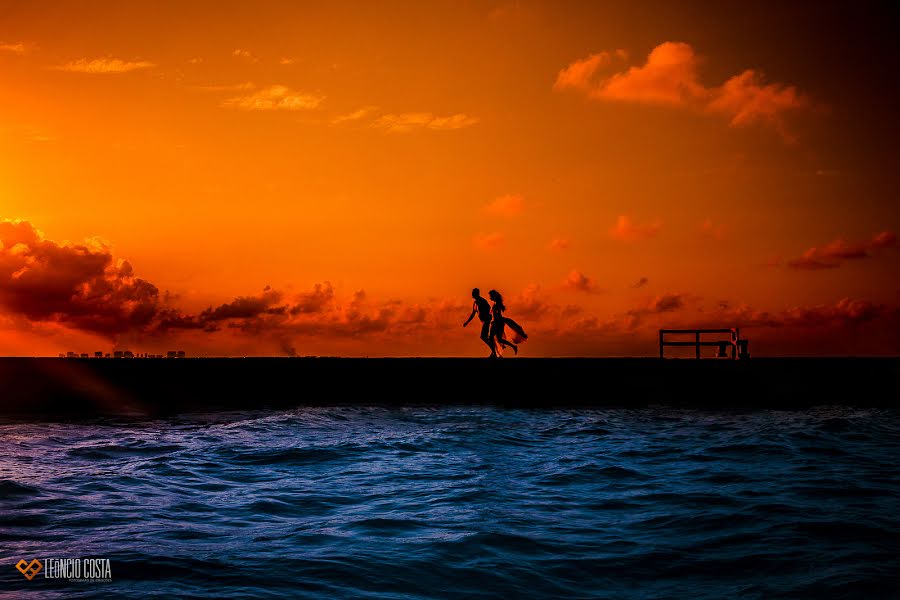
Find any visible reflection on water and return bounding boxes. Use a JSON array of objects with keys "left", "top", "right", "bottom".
[{"left": 1, "top": 407, "right": 899, "bottom": 598}]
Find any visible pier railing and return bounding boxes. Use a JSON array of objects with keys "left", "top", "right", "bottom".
[{"left": 659, "top": 328, "right": 749, "bottom": 359}]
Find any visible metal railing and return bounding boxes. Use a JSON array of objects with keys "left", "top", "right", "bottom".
[{"left": 659, "top": 328, "right": 749, "bottom": 359}]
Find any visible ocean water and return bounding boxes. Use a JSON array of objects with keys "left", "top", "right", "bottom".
[{"left": 1, "top": 406, "right": 899, "bottom": 599}]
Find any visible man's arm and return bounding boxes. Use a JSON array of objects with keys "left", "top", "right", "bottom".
[{"left": 463, "top": 303, "right": 476, "bottom": 327}]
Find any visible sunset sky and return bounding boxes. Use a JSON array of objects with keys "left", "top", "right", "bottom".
[{"left": 1, "top": 1, "right": 898, "bottom": 356}]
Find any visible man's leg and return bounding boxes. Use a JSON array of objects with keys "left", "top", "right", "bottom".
[{"left": 481, "top": 321, "right": 496, "bottom": 356}]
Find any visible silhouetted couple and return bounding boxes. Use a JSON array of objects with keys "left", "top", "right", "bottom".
[{"left": 464, "top": 288, "right": 528, "bottom": 358}]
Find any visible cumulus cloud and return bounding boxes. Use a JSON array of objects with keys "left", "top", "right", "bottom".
[
  {"left": 373, "top": 112, "right": 478, "bottom": 132},
  {"left": 5, "top": 220, "right": 896, "bottom": 356},
  {"left": 565, "top": 270, "right": 599, "bottom": 293},
  {"left": 0, "top": 220, "right": 475, "bottom": 353},
  {"left": 484, "top": 194, "right": 524, "bottom": 217},
  {"left": 651, "top": 293, "right": 685, "bottom": 313},
  {"left": 707, "top": 69, "right": 810, "bottom": 134},
  {"left": 709, "top": 298, "right": 887, "bottom": 330},
  {"left": 555, "top": 41, "right": 810, "bottom": 140},
  {"left": 200, "top": 287, "right": 285, "bottom": 322},
  {"left": 612, "top": 292, "right": 687, "bottom": 330},
  {"left": 0, "top": 220, "right": 163, "bottom": 337},
  {"left": 608, "top": 215, "right": 661, "bottom": 241},
  {"left": 554, "top": 51, "right": 617, "bottom": 91},
  {"left": 473, "top": 232, "right": 504, "bottom": 251},
  {"left": 594, "top": 42, "right": 706, "bottom": 106},
  {"left": 787, "top": 231, "right": 897, "bottom": 270},
  {"left": 222, "top": 85, "right": 323, "bottom": 111},
  {"left": 56, "top": 57, "right": 156, "bottom": 74}
]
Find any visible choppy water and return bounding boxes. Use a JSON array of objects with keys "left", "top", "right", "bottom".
[{"left": 1, "top": 407, "right": 899, "bottom": 599}]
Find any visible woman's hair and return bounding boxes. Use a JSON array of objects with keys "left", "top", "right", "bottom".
[{"left": 488, "top": 290, "right": 506, "bottom": 312}]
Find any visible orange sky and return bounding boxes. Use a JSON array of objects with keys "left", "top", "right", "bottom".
[{"left": 1, "top": 1, "right": 898, "bottom": 356}]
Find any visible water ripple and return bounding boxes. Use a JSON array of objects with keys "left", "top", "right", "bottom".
[{"left": 1, "top": 406, "right": 899, "bottom": 598}]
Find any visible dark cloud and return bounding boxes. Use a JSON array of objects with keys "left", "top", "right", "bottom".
[
  {"left": 651, "top": 293, "right": 684, "bottom": 313},
  {"left": 0, "top": 220, "right": 163, "bottom": 337},
  {"left": 201, "top": 287, "right": 284, "bottom": 321},
  {"left": 565, "top": 270, "right": 598, "bottom": 293},
  {"left": 289, "top": 282, "right": 334, "bottom": 314},
  {"left": 4, "top": 220, "right": 897, "bottom": 356}
]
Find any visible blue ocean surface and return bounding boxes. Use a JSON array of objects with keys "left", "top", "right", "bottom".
[{"left": 1, "top": 406, "right": 899, "bottom": 599}]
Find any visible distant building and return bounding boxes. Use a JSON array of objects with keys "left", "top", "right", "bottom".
[
  {"left": 80, "top": 353, "right": 88, "bottom": 358},
  {"left": 167, "top": 350, "right": 176, "bottom": 359},
  {"left": 123, "top": 350, "right": 134, "bottom": 358},
  {"left": 114, "top": 351, "right": 123, "bottom": 359},
  {"left": 58, "top": 353, "right": 65, "bottom": 358},
  {"left": 177, "top": 350, "right": 186, "bottom": 359},
  {"left": 66, "top": 352, "right": 77, "bottom": 358},
  {"left": 94, "top": 351, "right": 103, "bottom": 358}
]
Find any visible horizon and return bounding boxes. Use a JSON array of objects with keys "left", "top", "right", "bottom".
[{"left": 1, "top": 1, "right": 899, "bottom": 357}]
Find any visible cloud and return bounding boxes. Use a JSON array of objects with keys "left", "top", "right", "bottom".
[
  {"left": 192, "top": 82, "right": 255, "bottom": 93},
  {"left": 222, "top": 85, "right": 324, "bottom": 111},
  {"left": 554, "top": 52, "right": 614, "bottom": 91},
  {"left": 187, "top": 57, "right": 203, "bottom": 64},
  {"left": 787, "top": 231, "right": 897, "bottom": 270},
  {"left": 0, "top": 219, "right": 163, "bottom": 337},
  {"left": 232, "top": 49, "right": 258, "bottom": 62},
  {"left": 473, "top": 232, "right": 504, "bottom": 251},
  {"left": 565, "top": 270, "right": 598, "bottom": 293},
  {"left": 428, "top": 114, "right": 480, "bottom": 130},
  {"left": 200, "top": 287, "right": 285, "bottom": 322},
  {"left": 548, "top": 238, "right": 570, "bottom": 252},
  {"left": 160, "top": 283, "right": 336, "bottom": 334},
  {"left": 651, "top": 293, "right": 685, "bottom": 313},
  {"left": 0, "top": 220, "right": 475, "bottom": 353},
  {"left": 594, "top": 42, "right": 706, "bottom": 106},
  {"left": 5, "top": 219, "right": 895, "bottom": 357},
  {"left": 331, "top": 106, "right": 379, "bottom": 124},
  {"left": 373, "top": 112, "right": 478, "bottom": 133},
  {"left": 707, "top": 69, "right": 810, "bottom": 134},
  {"left": 279, "top": 57, "right": 296, "bottom": 65},
  {"left": 608, "top": 215, "right": 661, "bottom": 241},
  {"left": 56, "top": 57, "right": 156, "bottom": 74},
  {"left": 617, "top": 292, "right": 687, "bottom": 329},
  {"left": 0, "top": 42, "right": 27, "bottom": 55},
  {"left": 633, "top": 277, "right": 649, "bottom": 288},
  {"left": 788, "top": 249, "right": 839, "bottom": 271},
  {"left": 484, "top": 194, "right": 524, "bottom": 217},
  {"left": 711, "top": 298, "right": 887, "bottom": 330},
  {"left": 555, "top": 41, "right": 810, "bottom": 139}
]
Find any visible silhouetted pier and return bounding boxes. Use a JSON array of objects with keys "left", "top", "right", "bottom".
[{"left": 0, "top": 357, "right": 897, "bottom": 418}]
